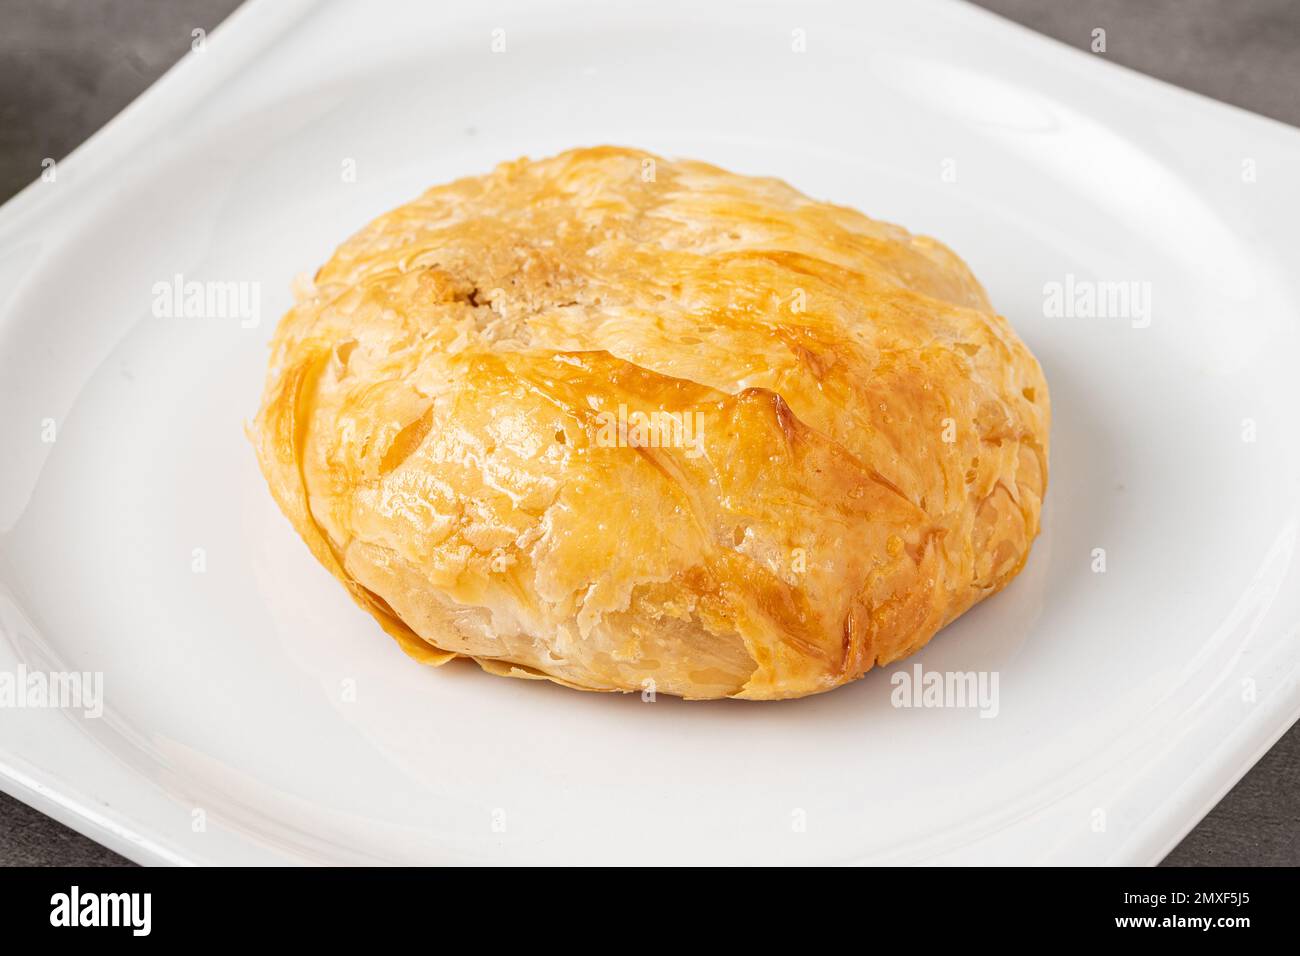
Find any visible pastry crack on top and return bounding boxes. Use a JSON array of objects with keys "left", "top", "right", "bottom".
[{"left": 252, "top": 146, "right": 1049, "bottom": 701}]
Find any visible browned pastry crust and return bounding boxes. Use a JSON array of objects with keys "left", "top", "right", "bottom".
[{"left": 252, "top": 146, "right": 1049, "bottom": 700}]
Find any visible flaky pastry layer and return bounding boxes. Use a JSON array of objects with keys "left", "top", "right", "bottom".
[{"left": 252, "top": 146, "right": 1049, "bottom": 700}]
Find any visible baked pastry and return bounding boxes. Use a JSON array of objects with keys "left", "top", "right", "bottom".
[{"left": 252, "top": 146, "right": 1048, "bottom": 700}]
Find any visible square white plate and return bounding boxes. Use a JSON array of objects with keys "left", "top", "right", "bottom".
[{"left": 2, "top": 0, "right": 1298, "bottom": 865}]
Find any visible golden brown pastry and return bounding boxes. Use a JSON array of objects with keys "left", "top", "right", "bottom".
[{"left": 252, "top": 146, "right": 1049, "bottom": 700}]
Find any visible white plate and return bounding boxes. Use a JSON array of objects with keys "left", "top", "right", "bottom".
[{"left": 2, "top": 0, "right": 1298, "bottom": 866}]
